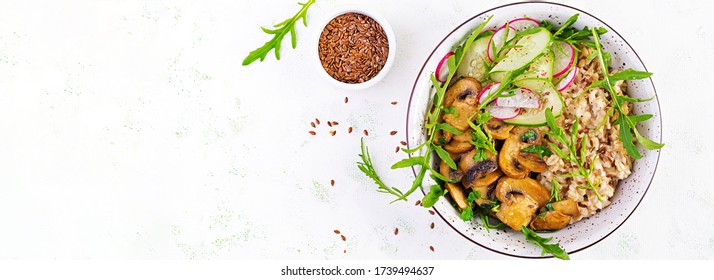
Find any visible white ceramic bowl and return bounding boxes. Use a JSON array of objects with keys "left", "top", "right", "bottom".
[
  {"left": 405, "top": 2, "right": 662, "bottom": 258},
  {"left": 312, "top": 6, "right": 396, "bottom": 90}
]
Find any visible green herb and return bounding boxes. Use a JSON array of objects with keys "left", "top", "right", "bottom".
[
  {"left": 590, "top": 29, "right": 664, "bottom": 159},
  {"left": 542, "top": 14, "right": 607, "bottom": 50},
  {"left": 521, "top": 145, "right": 552, "bottom": 158},
  {"left": 357, "top": 138, "right": 405, "bottom": 201},
  {"left": 550, "top": 179, "right": 561, "bottom": 202},
  {"left": 521, "top": 226, "right": 570, "bottom": 260},
  {"left": 242, "top": 0, "right": 316, "bottom": 66},
  {"left": 422, "top": 184, "right": 446, "bottom": 208},
  {"left": 520, "top": 130, "right": 537, "bottom": 142},
  {"left": 544, "top": 108, "right": 602, "bottom": 201}
]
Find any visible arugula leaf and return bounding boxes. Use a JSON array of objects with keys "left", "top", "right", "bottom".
[
  {"left": 553, "top": 14, "right": 579, "bottom": 37},
  {"left": 521, "top": 226, "right": 570, "bottom": 260},
  {"left": 629, "top": 114, "right": 653, "bottom": 123},
  {"left": 634, "top": 128, "right": 665, "bottom": 150},
  {"left": 422, "top": 184, "right": 445, "bottom": 208},
  {"left": 243, "top": 0, "right": 316, "bottom": 66},
  {"left": 617, "top": 116, "right": 641, "bottom": 159},
  {"left": 550, "top": 179, "right": 561, "bottom": 202},
  {"left": 461, "top": 207, "right": 474, "bottom": 221},
  {"left": 433, "top": 144, "right": 457, "bottom": 170},
  {"left": 391, "top": 156, "right": 425, "bottom": 169},
  {"left": 608, "top": 69, "right": 653, "bottom": 81},
  {"left": 616, "top": 95, "right": 656, "bottom": 103},
  {"left": 435, "top": 123, "right": 464, "bottom": 135},
  {"left": 521, "top": 145, "right": 553, "bottom": 158},
  {"left": 357, "top": 138, "right": 406, "bottom": 201}
]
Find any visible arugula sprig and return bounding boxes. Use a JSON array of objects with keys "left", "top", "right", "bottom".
[
  {"left": 521, "top": 226, "right": 570, "bottom": 260},
  {"left": 242, "top": 0, "right": 316, "bottom": 66},
  {"left": 544, "top": 108, "right": 603, "bottom": 201},
  {"left": 542, "top": 14, "right": 607, "bottom": 52},
  {"left": 357, "top": 138, "right": 406, "bottom": 200},
  {"left": 590, "top": 29, "right": 664, "bottom": 159}
]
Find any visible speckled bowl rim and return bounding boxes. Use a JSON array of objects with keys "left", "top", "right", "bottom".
[{"left": 405, "top": 1, "right": 662, "bottom": 258}]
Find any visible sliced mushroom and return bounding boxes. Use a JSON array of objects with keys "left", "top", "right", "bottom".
[
  {"left": 459, "top": 149, "right": 498, "bottom": 189},
  {"left": 494, "top": 177, "right": 550, "bottom": 230},
  {"left": 445, "top": 182, "right": 470, "bottom": 210},
  {"left": 439, "top": 154, "right": 463, "bottom": 182},
  {"left": 443, "top": 77, "right": 481, "bottom": 108},
  {"left": 434, "top": 130, "right": 453, "bottom": 146},
  {"left": 443, "top": 79, "right": 481, "bottom": 132},
  {"left": 530, "top": 211, "right": 571, "bottom": 231},
  {"left": 443, "top": 130, "right": 474, "bottom": 153},
  {"left": 513, "top": 127, "right": 547, "bottom": 173},
  {"left": 470, "top": 170, "right": 502, "bottom": 205},
  {"left": 499, "top": 131, "right": 529, "bottom": 178},
  {"left": 484, "top": 119, "right": 514, "bottom": 140},
  {"left": 552, "top": 199, "right": 581, "bottom": 220}
]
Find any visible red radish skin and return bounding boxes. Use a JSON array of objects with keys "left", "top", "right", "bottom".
[
  {"left": 435, "top": 52, "right": 455, "bottom": 83},
  {"left": 556, "top": 66, "right": 578, "bottom": 91},
  {"left": 487, "top": 26, "right": 517, "bottom": 62},
  {"left": 552, "top": 41, "right": 576, "bottom": 77},
  {"left": 478, "top": 82, "right": 500, "bottom": 104},
  {"left": 507, "top": 17, "right": 540, "bottom": 31}
]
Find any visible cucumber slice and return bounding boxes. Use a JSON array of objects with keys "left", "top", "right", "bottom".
[
  {"left": 456, "top": 35, "right": 492, "bottom": 83},
  {"left": 505, "top": 78, "right": 564, "bottom": 127},
  {"left": 515, "top": 50, "right": 554, "bottom": 81},
  {"left": 489, "top": 27, "right": 553, "bottom": 80}
]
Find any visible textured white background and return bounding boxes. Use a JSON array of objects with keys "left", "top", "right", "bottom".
[{"left": 0, "top": 0, "right": 712, "bottom": 259}]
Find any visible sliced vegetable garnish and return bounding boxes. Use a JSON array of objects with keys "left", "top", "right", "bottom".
[
  {"left": 507, "top": 17, "right": 541, "bottom": 31},
  {"left": 478, "top": 82, "right": 500, "bottom": 104},
  {"left": 487, "top": 106, "right": 521, "bottom": 120},
  {"left": 487, "top": 26, "right": 517, "bottom": 61},
  {"left": 551, "top": 41, "right": 576, "bottom": 77},
  {"left": 496, "top": 88, "right": 540, "bottom": 108},
  {"left": 490, "top": 27, "right": 552, "bottom": 76},
  {"left": 556, "top": 66, "right": 577, "bottom": 91},
  {"left": 436, "top": 52, "right": 455, "bottom": 83}
]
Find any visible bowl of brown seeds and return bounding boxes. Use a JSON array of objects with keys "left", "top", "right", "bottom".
[{"left": 313, "top": 6, "right": 396, "bottom": 90}]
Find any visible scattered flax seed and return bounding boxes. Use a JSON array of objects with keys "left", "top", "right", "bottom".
[
  {"left": 334, "top": 230, "right": 341, "bottom": 234},
  {"left": 428, "top": 210, "right": 435, "bottom": 215},
  {"left": 395, "top": 146, "right": 400, "bottom": 153},
  {"left": 430, "top": 222, "right": 435, "bottom": 229},
  {"left": 343, "top": 249, "right": 346, "bottom": 253},
  {"left": 311, "top": 122, "right": 316, "bottom": 128},
  {"left": 309, "top": 131, "right": 316, "bottom": 135},
  {"left": 363, "top": 130, "right": 369, "bottom": 136},
  {"left": 344, "top": 97, "right": 349, "bottom": 103},
  {"left": 328, "top": 122, "right": 333, "bottom": 127},
  {"left": 330, "top": 179, "right": 335, "bottom": 186},
  {"left": 341, "top": 235, "right": 346, "bottom": 241},
  {"left": 348, "top": 127, "right": 353, "bottom": 133},
  {"left": 390, "top": 131, "right": 397, "bottom": 135},
  {"left": 315, "top": 118, "right": 321, "bottom": 125},
  {"left": 332, "top": 121, "right": 339, "bottom": 125},
  {"left": 394, "top": 228, "right": 399, "bottom": 235},
  {"left": 391, "top": 101, "right": 398, "bottom": 105},
  {"left": 415, "top": 200, "right": 421, "bottom": 206},
  {"left": 429, "top": 246, "right": 434, "bottom": 252},
  {"left": 400, "top": 141, "right": 407, "bottom": 146},
  {"left": 330, "top": 130, "right": 336, "bottom": 136}
]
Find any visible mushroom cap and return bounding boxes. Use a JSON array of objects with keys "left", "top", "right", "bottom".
[
  {"left": 484, "top": 119, "right": 514, "bottom": 140},
  {"left": 443, "top": 77, "right": 482, "bottom": 108},
  {"left": 459, "top": 149, "right": 498, "bottom": 189},
  {"left": 530, "top": 210, "right": 571, "bottom": 231},
  {"left": 494, "top": 177, "right": 551, "bottom": 230}
]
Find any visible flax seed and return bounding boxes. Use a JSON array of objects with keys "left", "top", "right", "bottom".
[
  {"left": 348, "top": 127, "right": 353, "bottom": 133},
  {"left": 415, "top": 200, "right": 421, "bottom": 206},
  {"left": 395, "top": 146, "right": 399, "bottom": 153},
  {"left": 363, "top": 130, "right": 369, "bottom": 136},
  {"left": 390, "top": 131, "right": 397, "bottom": 135},
  {"left": 391, "top": 101, "right": 398, "bottom": 105},
  {"left": 309, "top": 131, "right": 316, "bottom": 135},
  {"left": 341, "top": 235, "right": 346, "bottom": 241},
  {"left": 310, "top": 122, "right": 316, "bottom": 128},
  {"left": 400, "top": 141, "right": 407, "bottom": 146},
  {"left": 330, "top": 130, "right": 336, "bottom": 136},
  {"left": 334, "top": 230, "right": 340, "bottom": 234},
  {"left": 315, "top": 118, "right": 321, "bottom": 125},
  {"left": 394, "top": 228, "right": 399, "bottom": 235},
  {"left": 430, "top": 222, "right": 435, "bottom": 229},
  {"left": 428, "top": 210, "right": 435, "bottom": 215},
  {"left": 429, "top": 246, "right": 434, "bottom": 252},
  {"left": 330, "top": 179, "right": 335, "bottom": 186},
  {"left": 344, "top": 97, "right": 348, "bottom": 103}
]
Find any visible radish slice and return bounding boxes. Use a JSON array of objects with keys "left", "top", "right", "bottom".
[
  {"left": 556, "top": 66, "right": 578, "bottom": 91},
  {"left": 496, "top": 88, "right": 540, "bottom": 108},
  {"left": 436, "top": 52, "right": 455, "bottom": 83},
  {"left": 552, "top": 41, "right": 575, "bottom": 77},
  {"left": 478, "top": 82, "right": 500, "bottom": 104},
  {"left": 507, "top": 17, "right": 540, "bottom": 31},
  {"left": 487, "top": 106, "right": 521, "bottom": 120},
  {"left": 487, "top": 26, "right": 517, "bottom": 61}
]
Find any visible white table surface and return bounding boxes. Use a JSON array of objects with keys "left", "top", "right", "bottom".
[{"left": 0, "top": 0, "right": 711, "bottom": 259}]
